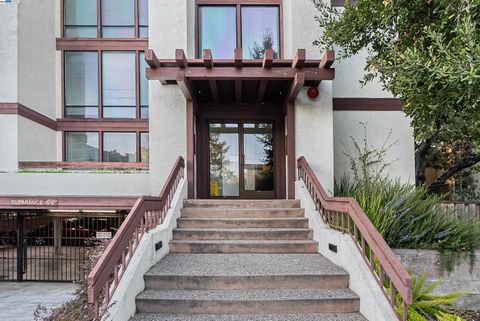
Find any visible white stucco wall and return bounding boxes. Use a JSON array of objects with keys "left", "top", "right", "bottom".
[
  {"left": 0, "top": 115, "right": 19, "bottom": 172},
  {"left": 0, "top": 2, "right": 18, "bottom": 102},
  {"left": 17, "top": 0, "right": 57, "bottom": 119},
  {"left": 333, "top": 110, "right": 415, "bottom": 184},
  {"left": 17, "top": 117, "right": 57, "bottom": 161},
  {"left": 295, "top": 83, "right": 335, "bottom": 195}
]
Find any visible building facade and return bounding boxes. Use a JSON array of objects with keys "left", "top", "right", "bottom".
[{"left": 0, "top": 0, "right": 415, "bottom": 201}]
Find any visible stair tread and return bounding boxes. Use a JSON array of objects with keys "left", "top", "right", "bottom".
[
  {"left": 131, "top": 314, "right": 367, "bottom": 321},
  {"left": 183, "top": 208, "right": 303, "bottom": 211},
  {"left": 146, "top": 254, "right": 347, "bottom": 276},
  {"left": 137, "top": 288, "right": 359, "bottom": 301},
  {"left": 174, "top": 228, "right": 312, "bottom": 231},
  {"left": 178, "top": 217, "right": 308, "bottom": 221},
  {"left": 170, "top": 240, "right": 317, "bottom": 244}
]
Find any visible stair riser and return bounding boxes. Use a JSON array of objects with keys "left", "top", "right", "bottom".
[
  {"left": 181, "top": 209, "right": 305, "bottom": 218},
  {"left": 136, "top": 298, "right": 360, "bottom": 314},
  {"left": 173, "top": 230, "right": 313, "bottom": 241},
  {"left": 170, "top": 243, "right": 318, "bottom": 253},
  {"left": 177, "top": 219, "right": 309, "bottom": 229},
  {"left": 144, "top": 275, "right": 349, "bottom": 290},
  {"left": 184, "top": 200, "right": 301, "bottom": 209}
]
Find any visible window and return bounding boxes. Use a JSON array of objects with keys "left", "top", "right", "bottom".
[
  {"left": 65, "top": 132, "right": 99, "bottom": 162},
  {"left": 241, "top": 7, "right": 280, "bottom": 59},
  {"left": 63, "top": 0, "right": 148, "bottom": 38},
  {"left": 140, "top": 132, "right": 149, "bottom": 162},
  {"left": 102, "top": 51, "right": 136, "bottom": 119},
  {"left": 102, "top": 0, "right": 135, "bottom": 38},
  {"left": 64, "top": 0, "right": 97, "bottom": 38},
  {"left": 64, "top": 52, "right": 99, "bottom": 118},
  {"left": 198, "top": 6, "right": 237, "bottom": 59},
  {"left": 139, "top": 51, "right": 149, "bottom": 119},
  {"left": 103, "top": 132, "right": 137, "bottom": 162},
  {"left": 197, "top": 3, "right": 281, "bottom": 59}
]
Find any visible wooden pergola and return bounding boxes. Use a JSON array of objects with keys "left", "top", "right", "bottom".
[{"left": 145, "top": 48, "right": 335, "bottom": 199}]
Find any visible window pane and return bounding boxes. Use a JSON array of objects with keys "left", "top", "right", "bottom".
[
  {"left": 199, "top": 6, "right": 236, "bottom": 59},
  {"left": 102, "top": 0, "right": 135, "bottom": 38},
  {"left": 65, "top": 106, "right": 98, "bottom": 119},
  {"left": 139, "top": 52, "right": 149, "bottom": 119},
  {"left": 241, "top": 6, "right": 280, "bottom": 59},
  {"left": 66, "top": 132, "right": 99, "bottom": 162},
  {"left": 64, "top": 0, "right": 97, "bottom": 38},
  {"left": 102, "top": 51, "right": 136, "bottom": 118},
  {"left": 65, "top": 52, "right": 98, "bottom": 118},
  {"left": 140, "top": 133, "right": 149, "bottom": 163},
  {"left": 103, "top": 133, "right": 137, "bottom": 162},
  {"left": 138, "top": 0, "right": 148, "bottom": 38}
]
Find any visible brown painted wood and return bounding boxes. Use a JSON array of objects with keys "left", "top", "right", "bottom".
[
  {"left": 176, "top": 72, "right": 194, "bottom": 101},
  {"left": 234, "top": 48, "right": 243, "bottom": 68},
  {"left": 257, "top": 80, "right": 268, "bottom": 104},
  {"left": 0, "top": 103, "right": 57, "bottom": 130},
  {"left": 0, "top": 195, "right": 137, "bottom": 210},
  {"left": 203, "top": 49, "right": 214, "bottom": 68},
  {"left": 209, "top": 80, "right": 220, "bottom": 102},
  {"left": 186, "top": 101, "right": 195, "bottom": 198},
  {"left": 145, "top": 49, "right": 160, "bottom": 68},
  {"left": 286, "top": 101, "right": 295, "bottom": 199},
  {"left": 56, "top": 38, "right": 148, "bottom": 51},
  {"left": 56, "top": 119, "right": 148, "bottom": 131},
  {"left": 18, "top": 162, "right": 148, "bottom": 170},
  {"left": 263, "top": 49, "right": 274, "bottom": 68},
  {"left": 235, "top": 80, "right": 242, "bottom": 102},
  {"left": 176, "top": 49, "right": 188, "bottom": 68},
  {"left": 292, "top": 49, "right": 306, "bottom": 68},
  {"left": 319, "top": 50, "right": 335, "bottom": 69},
  {"left": 287, "top": 73, "right": 305, "bottom": 103},
  {"left": 333, "top": 98, "right": 403, "bottom": 111}
]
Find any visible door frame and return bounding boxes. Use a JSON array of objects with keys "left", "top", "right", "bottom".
[{"left": 196, "top": 103, "right": 286, "bottom": 199}]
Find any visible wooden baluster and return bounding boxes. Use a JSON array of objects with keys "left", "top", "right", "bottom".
[
  {"left": 402, "top": 301, "right": 408, "bottom": 321},
  {"left": 389, "top": 279, "right": 395, "bottom": 306},
  {"left": 369, "top": 248, "right": 374, "bottom": 272}
]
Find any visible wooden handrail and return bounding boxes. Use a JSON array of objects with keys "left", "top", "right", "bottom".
[
  {"left": 297, "top": 156, "right": 412, "bottom": 321},
  {"left": 87, "top": 156, "right": 185, "bottom": 316}
]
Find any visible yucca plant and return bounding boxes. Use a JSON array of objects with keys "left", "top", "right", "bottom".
[{"left": 395, "top": 273, "right": 467, "bottom": 321}]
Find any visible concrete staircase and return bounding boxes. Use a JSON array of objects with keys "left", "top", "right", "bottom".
[{"left": 131, "top": 200, "right": 366, "bottom": 321}]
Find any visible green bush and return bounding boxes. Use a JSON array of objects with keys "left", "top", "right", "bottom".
[{"left": 334, "top": 175, "right": 480, "bottom": 252}]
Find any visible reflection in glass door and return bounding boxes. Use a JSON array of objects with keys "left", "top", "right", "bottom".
[
  {"left": 208, "top": 122, "right": 275, "bottom": 199},
  {"left": 243, "top": 123, "right": 274, "bottom": 198},
  {"left": 209, "top": 123, "right": 240, "bottom": 197}
]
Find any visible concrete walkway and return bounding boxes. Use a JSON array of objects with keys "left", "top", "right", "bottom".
[{"left": 0, "top": 282, "right": 78, "bottom": 321}]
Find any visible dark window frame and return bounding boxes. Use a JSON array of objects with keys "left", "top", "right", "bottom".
[
  {"left": 62, "top": 0, "right": 148, "bottom": 39},
  {"left": 195, "top": 0, "right": 284, "bottom": 59},
  {"left": 64, "top": 131, "right": 148, "bottom": 163}
]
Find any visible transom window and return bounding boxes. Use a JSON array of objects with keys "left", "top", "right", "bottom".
[
  {"left": 64, "top": 51, "right": 149, "bottom": 120},
  {"left": 63, "top": 0, "right": 148, "bottom": 38},
  {"left": 197, "top": 3, "right": 281, "bottom": 59}
]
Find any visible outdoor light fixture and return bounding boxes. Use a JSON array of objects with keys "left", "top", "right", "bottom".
[{"left": 307, "top": 86, "right": 320, "bottom": 100}]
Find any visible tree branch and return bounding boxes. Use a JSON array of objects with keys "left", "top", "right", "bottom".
[{"left": 428, "top": 153, "right": 480, "bottom": 189}]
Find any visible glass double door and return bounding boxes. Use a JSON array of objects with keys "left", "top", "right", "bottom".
[{"left": 209, "top": 121, "right": 275, "bottom": 199}]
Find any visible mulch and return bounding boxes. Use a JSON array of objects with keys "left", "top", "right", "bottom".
[{"left": 457, "top": 310, "right": 480, "bottom": 321}]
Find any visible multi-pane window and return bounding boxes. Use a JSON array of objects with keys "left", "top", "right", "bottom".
[
  {"left": 65, "top": 132, "right": 99, "bottom": 162},
  {"left": 197, "top": 5, "right": 281, "bottom": 59},
  {"left": 65, "top": 132, "right": 149, "bottom": 163},
  {"left": 63, "top": 51, "right": 148, "bottom": 119},
  {"left": 63, "top": 0, "right": 148, "bottom": 38},
  {"left": 64, "top": 52, "right": 99, "bottom": 118}
]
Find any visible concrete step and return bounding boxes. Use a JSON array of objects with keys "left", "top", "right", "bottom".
[
  {"left": 144, "top": 254, "right": 349, "bottom": 290},
  {"left": 135, "top": 288, "right": 360, "bottom": 314},
  {"left": 177, "top": 217, "right": 310, "bottom": 229},
  {"left": 172, "top": 228, "right": 313, "bottom": 240},
  {"left": 181, "top": 208, "right": 305, "bottom": 218},
  {"left": 184, "top": 199, "right": 301, "bottom": 209},
  {"left": 131, "top": 313, "right": 368, "bottom": 321},
  {"left": 170, "top": 240, "right": 318, "bottom": 253}
]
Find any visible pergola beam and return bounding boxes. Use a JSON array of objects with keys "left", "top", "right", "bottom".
[
  {"left": 257, "top": 80, "right": 268, "bottom": 104},
  {"left": 319, "top": 50, "right": 335, "bottom": 69},
  {"left": 145, "top": 49, "right": 160, "bottom": 68},
  {"left": 235, "top": 80, "right": 242, "bottom": 102},
  {"left": 234, "top": 49, "right": 242, "bottom": 68},
  {"left": 287, "top": 73, "right": 305, "bottom": 103},
  {"left": 292, "top": 49, "right": 306, "bottom": 68},
  {"left": 263, "top": 49, "right": 274, "bottom": 68},
  {"left": 203, "top": 49, "right": 214, "bottom": 69},
  {"left": 176, "top": 49, "right": 188, "bottom": 68},
  {"left": 176, "top": 71, "right": 194, "bottom": 101}
]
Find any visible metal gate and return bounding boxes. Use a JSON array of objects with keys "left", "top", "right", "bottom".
[{"left": 0, "top": 212, "right": 125, "bottom": 282}]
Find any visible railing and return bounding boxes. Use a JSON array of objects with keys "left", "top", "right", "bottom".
[
  {"left": 87, "top": 156, "right": 185, "bottom": 316},
  {"left": 297, "top": 156, "right": 412, "bottom": 321},
  {"left": 438, "top": 201, "right": 480, "bottom": 220}
]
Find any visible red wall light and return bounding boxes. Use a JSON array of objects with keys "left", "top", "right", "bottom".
[{"left": 307, "top": 86, "right": 320, "bottom": 100}]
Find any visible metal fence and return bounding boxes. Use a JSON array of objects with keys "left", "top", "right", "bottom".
[{"left": 0, "top": 212, "right": 125, "bottom": 282}]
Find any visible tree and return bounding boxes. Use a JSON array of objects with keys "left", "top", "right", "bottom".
[
  {"left": 312, "top": 0, "right": 480, "bottom": 190},
  {"left": 249, "top": 28, "right": 279, "bottom": 59}
]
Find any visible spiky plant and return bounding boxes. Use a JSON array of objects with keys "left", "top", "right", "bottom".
[{"left": 396, "top": 272, "right": 467, "bottom": 321}]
